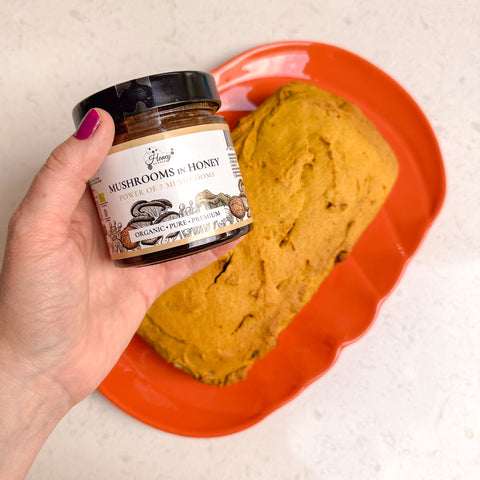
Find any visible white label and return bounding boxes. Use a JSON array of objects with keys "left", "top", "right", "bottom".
[{"left": 89, "top": 123, "right": 252, "bottom": 259}]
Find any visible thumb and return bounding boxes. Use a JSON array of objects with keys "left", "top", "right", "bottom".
[{"left": 21, "top": 108, "right": 114, "bottom": 224}]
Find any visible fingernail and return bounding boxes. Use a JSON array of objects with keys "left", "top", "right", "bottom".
[{"left": 74, "top": 108, "right": 101, "bottom": 140}]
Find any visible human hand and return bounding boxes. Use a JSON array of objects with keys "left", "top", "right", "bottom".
[{"left": 0, "top": 109, "right": 238, "bottom": 479}]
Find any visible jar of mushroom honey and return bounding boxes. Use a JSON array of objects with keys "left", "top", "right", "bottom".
[{"left": 72, "top": 71, "right": 252, "bottom": 267}]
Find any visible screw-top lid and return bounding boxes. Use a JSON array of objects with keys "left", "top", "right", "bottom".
[{"left": 72, "top": 71, "right": 221, "bottom": 127}]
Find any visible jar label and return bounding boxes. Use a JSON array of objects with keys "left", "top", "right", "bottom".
[{"left": 89, "top": 123, "right": 252, "bottom": 260}]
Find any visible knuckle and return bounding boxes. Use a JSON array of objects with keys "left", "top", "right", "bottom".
[
  {"left": 8, "top": 208, "right": 23, "bottom": 231},
  {"left": 7, "top": 207, "right": 30, "bottom": 241},
  {"left": 45, "top": 141, "right": 75, "bottom": 176},
  {"left": 45, "top": 142, "right": 88, "bottom": 185},
  {"left": 45, "top": 145, "right": 67, "bottom": 174}
]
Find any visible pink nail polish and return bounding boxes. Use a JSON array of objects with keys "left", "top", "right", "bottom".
[{"left": 74, "top": 108, "right": 101, "bottom": 140}]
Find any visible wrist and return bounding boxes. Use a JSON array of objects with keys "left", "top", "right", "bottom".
[{"left": 0, "top": 340, "right": 72, "bottom": 479}]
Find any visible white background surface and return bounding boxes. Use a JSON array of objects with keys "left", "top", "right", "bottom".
[{"left": 1, "top": 0, "right": 479, "bottom": 478}]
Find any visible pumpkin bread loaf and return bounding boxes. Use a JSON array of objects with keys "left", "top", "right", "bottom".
[{"left": 137, "top": 82, "right": 398, "bottom": 385}]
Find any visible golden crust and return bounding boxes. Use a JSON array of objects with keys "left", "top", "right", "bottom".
[{"left": 137, "top": 82, "right": 398, "bottom": 385}]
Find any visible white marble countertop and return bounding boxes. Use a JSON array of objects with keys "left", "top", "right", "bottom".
[{"left": 1, "top": 0, "right": 479, "bottom": 478}]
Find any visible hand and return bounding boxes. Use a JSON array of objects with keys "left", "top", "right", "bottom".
[{"left": 0, "top": 109, "right": 238, "bottom": 479}]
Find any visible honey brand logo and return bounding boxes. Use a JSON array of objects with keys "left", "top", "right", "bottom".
[{"left": 144, "top": 146, "right": 174, "bottom": 170}]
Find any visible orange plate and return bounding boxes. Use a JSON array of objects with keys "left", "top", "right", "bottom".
[{"left": 99, "top": 41, "right": 446, "bottom": 437}]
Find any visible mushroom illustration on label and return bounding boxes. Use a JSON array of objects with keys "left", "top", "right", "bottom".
[
  {"left": 119, "top": 226, "right": 140, "bottom": 250},
  {"left": 195, "top": 190, "right": 231, "bottom": 210},
  {"left": 194, "top": 179, "right": 251, "bottom": 220},
  {"left": 119, "top": 199, "right": 180, "bottom": 250},
  {"left": 229, "top": 196, "right": 245, "bottom": 218},
  {"left": 237, "top": 179, "right": 251, "bottom": 218}
]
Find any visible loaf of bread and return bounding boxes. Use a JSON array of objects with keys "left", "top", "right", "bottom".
[{"left": 137, "top": 82, "right": 398, "bottom": 385}]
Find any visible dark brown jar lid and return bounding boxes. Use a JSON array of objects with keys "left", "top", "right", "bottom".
[{"left": 72, "top": 71, "right": 221, "bottom": 127}]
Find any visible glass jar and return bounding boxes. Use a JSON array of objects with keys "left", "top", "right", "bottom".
[{"left": 72, "top": 71, "right": 253, "bottom": 267}]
